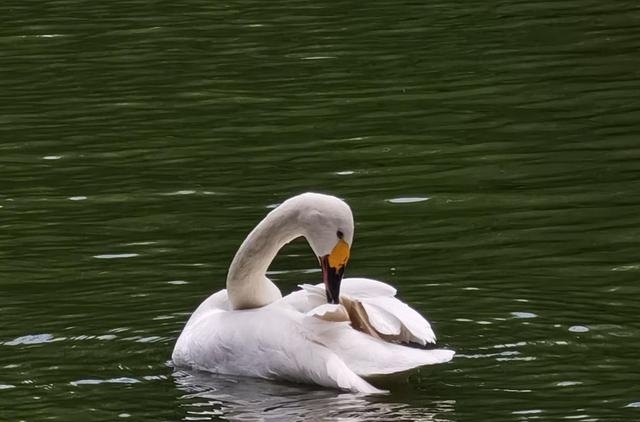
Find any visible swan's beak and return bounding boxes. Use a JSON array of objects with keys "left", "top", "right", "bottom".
[{"left": 320, "top": 239, "right": 350, "bottom": 304}]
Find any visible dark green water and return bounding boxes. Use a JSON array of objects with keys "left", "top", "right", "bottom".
[{"left": 2, "top": 0, "right": 640, "bottom": 420}]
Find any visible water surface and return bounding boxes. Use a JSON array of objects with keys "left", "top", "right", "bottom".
[{"left": 2, "top": 0, "right": 640, "bottom": 421}]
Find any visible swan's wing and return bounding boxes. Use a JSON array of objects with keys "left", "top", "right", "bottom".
[
  {"left": 172, "top": 305, "right": 384, "bottom": 394},
  {"left": 279, "top": 285, "right": 325, "bottom": 313},
  {"left": 307, "top": 316, "right": 454, "bottom": 377},
  {"left": 284, "top": 277, "right": 440, "bottom": 345},
  {"left": 339, "top": 277, "right": 397, "bottom": 297},
  {"left": 181, "top": 289, "right": 230, "bottom": 331},
  {"left": 358, "top": 296, "right": 436, "bottom": 345},
  {"left": 341, "top": 278, "right": 437, "bottom": 345},
  {"left": 282, "top": 277, "right": 397, "bottom": 313}
]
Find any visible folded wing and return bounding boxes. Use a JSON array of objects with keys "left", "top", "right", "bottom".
[
  {"left": 287, "top": 277, "right": 437, "bottom": 346},
  {"left": 304, "top": 316, "right": 453, "bottom": 377}
]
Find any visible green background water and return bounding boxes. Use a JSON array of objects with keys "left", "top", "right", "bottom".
[{"left": 2, "top": 0, "right": 640, "bottom": 420}]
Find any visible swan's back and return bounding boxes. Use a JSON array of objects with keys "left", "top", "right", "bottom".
[
  {"left": 173, "top": 278, "right": 454, "bottom": 393},
  {"left": 172, "top": 302, "right": 383, "bottom": 393}
]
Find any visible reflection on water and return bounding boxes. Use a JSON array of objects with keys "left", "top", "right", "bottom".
[{"left": 174, "top": 371, "right": 455, "bottom": 422}]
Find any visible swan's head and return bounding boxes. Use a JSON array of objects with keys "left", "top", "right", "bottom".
[{"left": 287, "top": 193, "right": 354, "bottom": 304}]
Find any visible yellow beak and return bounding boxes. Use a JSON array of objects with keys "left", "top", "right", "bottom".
[
  {"left": 321, "top": 239, "right": 350, "bottom": 304},
  {"left": 328, "top": 239, "right": 350, "bottom": 269}
]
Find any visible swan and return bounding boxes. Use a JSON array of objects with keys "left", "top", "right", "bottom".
[{"left": 172, "top": 192, "right": 454, "bottom": 394}]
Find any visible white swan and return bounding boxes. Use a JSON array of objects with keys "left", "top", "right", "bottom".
[{"left": 172, "top": 192, "right": 454, "bottom": 394}]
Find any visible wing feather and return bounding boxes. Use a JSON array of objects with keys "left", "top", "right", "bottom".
[
  {"left": 361, "top": 296, "right": 436, "bottom": 345},
  {"left": 173, "top": 304, "right": 384, "bottom": 394},
  {"left": 286, "top": 278, "right": 438, "bottom": 345},
  {"left": 306, "top": 316, "right": 454, "bottom": 377}
]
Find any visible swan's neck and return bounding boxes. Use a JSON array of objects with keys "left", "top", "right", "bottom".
[{"left": 226, "top": 205, "right": 303, "bottom": 310}]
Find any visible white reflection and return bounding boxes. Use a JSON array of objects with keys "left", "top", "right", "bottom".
[
  {"left": 4, "top": 333, "right": 56, "bottom": 346},
  {"left": 93, "top": 253, "right": 139, "bottom": 259},
  {"left": 386, "top": 197, "right": 430, "bottom": 204},
  {"left": 510, "top": 312, "right": 537, "bottom": 319},
  {"left": 568, "top": 325, "right": 589, "bottom": 333},
  {"left": 173, "top": 371, "right": 454, "bottom": 422}
]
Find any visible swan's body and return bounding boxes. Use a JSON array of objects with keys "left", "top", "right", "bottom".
[{"left": 172, "top": 193, "right": 454, "bottom": 393}]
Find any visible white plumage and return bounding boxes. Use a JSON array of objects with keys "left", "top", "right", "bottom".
[{"left": 172, "top": 193, "right": 454, "bottom": 393}]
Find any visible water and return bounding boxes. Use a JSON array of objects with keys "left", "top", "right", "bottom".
[{"left": 2, "top": 0, "right": 640, "bottom": 420}]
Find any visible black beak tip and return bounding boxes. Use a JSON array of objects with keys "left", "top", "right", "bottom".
[
  {"left": 325, "top": 271, "right": 343, "bottom": 305},
  {"left": 321, "top": 255, "right": 344, "bottom": 305},
  {"left": 326, "top": 294, "right": 340, "bottom": 305}
]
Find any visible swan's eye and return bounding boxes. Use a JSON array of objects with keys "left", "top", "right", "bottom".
[{"left": 336, "top": 230, "right": 344, "bottom": 239}]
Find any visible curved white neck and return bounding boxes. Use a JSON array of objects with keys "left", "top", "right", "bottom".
[{"left": 226, "top": 204, "right": 303, "bottom": 310}]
